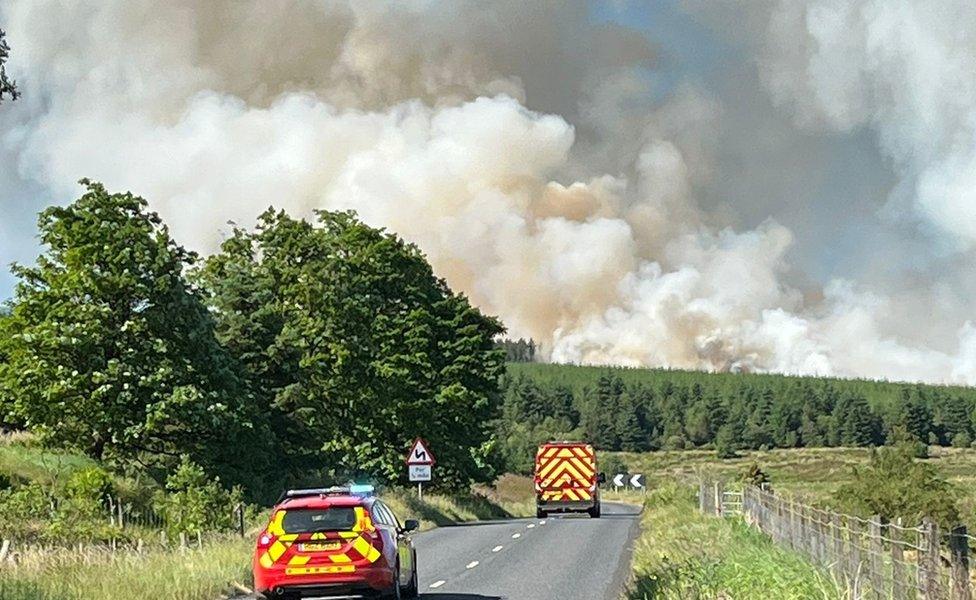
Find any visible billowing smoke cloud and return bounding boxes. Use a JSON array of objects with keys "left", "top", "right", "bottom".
[
  {"left": 760, "top": 0, "right": 976, "bottom": 247},
  {"left": 3, "top": 0, "right": 976, "bottom": 384}
]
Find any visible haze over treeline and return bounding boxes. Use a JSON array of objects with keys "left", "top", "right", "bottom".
[{"left": 3, "top": 1, "right": 976, "bottom": 384}]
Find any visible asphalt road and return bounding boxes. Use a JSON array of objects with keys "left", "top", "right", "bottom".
[{"left": 411, "top": 502, "right": 642, "bottom": 600}]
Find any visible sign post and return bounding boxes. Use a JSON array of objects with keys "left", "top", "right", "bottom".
[{"left": 406, "top": 438, "right": 436, "bottom": 500}]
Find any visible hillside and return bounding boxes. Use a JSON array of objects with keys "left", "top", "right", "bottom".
[
  {"left": 507, "top": 362, "right": 976, "bottom": 408},
  {"left": 495, "top": 362, "right": 976, "bottom": 469}
]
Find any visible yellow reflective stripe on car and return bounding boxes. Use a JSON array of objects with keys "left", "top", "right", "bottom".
[
  {"left": 287, "top": 555, "right": 310, "bottom": 566},
  {"left": 329, "top": 553, "right": 352, "bottom": 563},
  {"left": 267, "top": 511, "right": 286, "bottom": 536},
  {"left": 352, "top": 536, "right": 381, "bottom": 563},
  {"left": 286, "top": 565, "right": 355, "bottom": 575}
]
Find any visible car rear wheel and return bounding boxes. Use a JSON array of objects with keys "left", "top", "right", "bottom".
[
  {"left": 385, "top": 564, "right": 403, "bottom": 600},
  {"left": 535, "top": 507, "right": 547, "bottom": 519},
  {"left": 402, "top": 557, "right": 419, "bottom": 598},
  {"left": 588, "top": 504, "right": 601, "bottom": 518}
]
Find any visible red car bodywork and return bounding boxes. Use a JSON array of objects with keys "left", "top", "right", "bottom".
[{"left": 253, "top": 490, "right": 416, "bottom": 598}]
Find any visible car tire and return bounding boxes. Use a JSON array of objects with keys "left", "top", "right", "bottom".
[
  {"left": 386, "top": 564, "right": 403, "bottom": 600},
  {"left": 403, "top": 558, "right": 419, "bottom": 598},
  {"left": 536, "top": 507, "right": 546, "bottom": 519},
  {"left": 588, "top": 504, "right": 601, "bottom": 518}
]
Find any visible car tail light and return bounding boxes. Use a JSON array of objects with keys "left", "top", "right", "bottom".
[
  {"left": 257, "top": 531, "right": 276, "bottom": 548},
  {"left": 368, "top": 529, "right": 384, "bottom": 553}
]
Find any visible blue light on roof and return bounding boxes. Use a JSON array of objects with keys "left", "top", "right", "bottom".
[{"left": 349, "top": 484, "right": 375, "bottom": 495}]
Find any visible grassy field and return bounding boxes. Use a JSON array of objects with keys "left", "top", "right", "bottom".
[
  {"left": 624, "top": 483, "right": 844, "bottom": 600},
  {"left": 612, "top": 446, "right": 976, "bottom": 526}
]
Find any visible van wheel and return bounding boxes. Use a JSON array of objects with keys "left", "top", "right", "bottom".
[
  {"left": 588, "top": 504, "right": 601, "bottom": 518},
  {"left": 536, "top": 507, "right": 547, "bottom": 519}
]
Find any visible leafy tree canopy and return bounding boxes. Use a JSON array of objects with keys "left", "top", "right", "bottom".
[
  {"left": 198, "top": 208, "right": 505, "bottom": 490},
  {"left": 0, "top": 181, "right": 270, "bottom": 493}
]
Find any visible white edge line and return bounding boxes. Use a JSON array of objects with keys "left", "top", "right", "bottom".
[{"left": 430, "top": 580, "right": 446, "bottom": 589}]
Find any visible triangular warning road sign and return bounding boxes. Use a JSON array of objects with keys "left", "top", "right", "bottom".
[{"left": 406, "top": 438, "right": 436, "bottom": 465}]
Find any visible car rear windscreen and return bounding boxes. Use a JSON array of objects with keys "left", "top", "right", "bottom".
[{"left": 281, "top": 507, "right": 357, "bottom": 533}]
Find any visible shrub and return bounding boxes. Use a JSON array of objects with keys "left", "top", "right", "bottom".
[
  {"left": 153, "top": 456, "right": 242, "bottom": 537},
  {"left": 664, "top": 435, "right": 688, "bottom": 450},
  {"left": 952, "top": 432, "right": 972, "bottom": 448},
  {"left": 741, "top": 463, "right": 770, "bottom": 488},
  {"left": 601, "top": 454, "right": 627, "bottom": 483},
  {"left": 835, "top": 445, "right": 959, "bottom": 530}
]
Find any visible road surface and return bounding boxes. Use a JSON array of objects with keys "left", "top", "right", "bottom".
[{"left": 411, "top": 501, "right": 641, "bottom": 600}]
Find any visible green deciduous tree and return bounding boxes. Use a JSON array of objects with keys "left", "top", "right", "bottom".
[
  {"left": 198, "top": 209, "right": 505, "bottom": 490},
  {"left": 0, "top": 181, "right": 269, "bottom": 492},
  {"left": 0, "top": 29, "right": 18, "bottom": 103}
]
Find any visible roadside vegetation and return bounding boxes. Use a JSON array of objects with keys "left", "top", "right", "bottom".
[{"left": 625, "top": 483, "right": 842, "bottom": 600}]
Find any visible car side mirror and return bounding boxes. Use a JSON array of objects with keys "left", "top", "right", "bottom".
[
  {"left": 403, "top": 519, "right": 420, "bottom": 532},
  {"left": 597, "top": 472, "right": 606, "bottom": 484}
]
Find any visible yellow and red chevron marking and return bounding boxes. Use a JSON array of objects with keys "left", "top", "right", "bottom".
[
  {"left": 535, "top": 444, "right": 597, "bottom": 503},
  {"left": 258, "top": 506, "right": 381, "bottom": 573}
]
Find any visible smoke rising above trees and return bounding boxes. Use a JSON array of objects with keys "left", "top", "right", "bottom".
[{"left": 2, "top": 1, "right": 976, "bottom": 383}]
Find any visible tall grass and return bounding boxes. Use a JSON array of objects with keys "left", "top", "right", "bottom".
[
  {"left": 0, "top": 537, "right": 253, "bottom": 600},
  {"left": 627, "top": 483, "right": 845, "bottom": 600}
]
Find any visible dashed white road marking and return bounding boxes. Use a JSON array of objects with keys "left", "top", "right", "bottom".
[
  {"left": 526, "top": 524, "right": 535, "bottom": 529},
  {"left": 539, "top": 520, "right": 547, "bottom": 525},
  {"left": 492, "top": 545, "right": 503, "bottom": 552},
  {"left": 466, "top": 560, "right": 480, "bottom": 569},
  {"left": 512, "top": 533, "right": 521, "bottom": 539},
  {"left": 430, "top": 580, "right": 446, "bottom": 589}
]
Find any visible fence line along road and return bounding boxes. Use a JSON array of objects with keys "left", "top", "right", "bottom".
[{"left": 699, "top": 481, "right": 972, "bottom": 600}]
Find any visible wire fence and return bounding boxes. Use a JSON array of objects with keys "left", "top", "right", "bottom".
[{"left": 699, "top": 482, "right": 973, "bottom": 600}]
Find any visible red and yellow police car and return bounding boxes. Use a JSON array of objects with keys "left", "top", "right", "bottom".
[{"left": 253, "top": 485, "right": 419, "bottom": 599}]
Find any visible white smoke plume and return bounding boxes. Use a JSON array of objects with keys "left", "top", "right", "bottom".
[{"left": 3, "top": 0, "right": 976, "bottom": 384}]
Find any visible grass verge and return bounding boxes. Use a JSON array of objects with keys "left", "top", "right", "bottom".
[
  {"left": 626, "top": 483, "right": 844, "bottom": 600},
  {"left": 0, "top": 536, "right": 252, "bottom": 600}
]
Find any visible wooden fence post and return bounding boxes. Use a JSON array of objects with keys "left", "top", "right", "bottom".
[
  {"left": 922, "top": 518, "right": 942, "bottom": 600},
  {"left": 237, "top": 503, "right": 246, "bottom": 538},
  {"left": 699, "top": 481, "right": 706, "bottom": 513},
  {"left": 869, "top": 515, "right": 883, "bottom": 599},
  {"left": 891, "top": 518, "right": 907, "bottom": 600},
  {"left": 714, "top": 481, "right": 724, "bottom": 517},
  {"left": 950, "top": 525, "right": 972, "bottom": 600},
  {"left": 832, "top": 513, "right": 845, "bottom": 582},
  {"left": 847, "top": 517, "right": 862, "bottom": 595}
]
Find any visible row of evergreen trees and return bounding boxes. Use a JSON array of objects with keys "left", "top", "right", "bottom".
[{"left": 495, "top": 371, "right": 976, "bottom": 471}]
